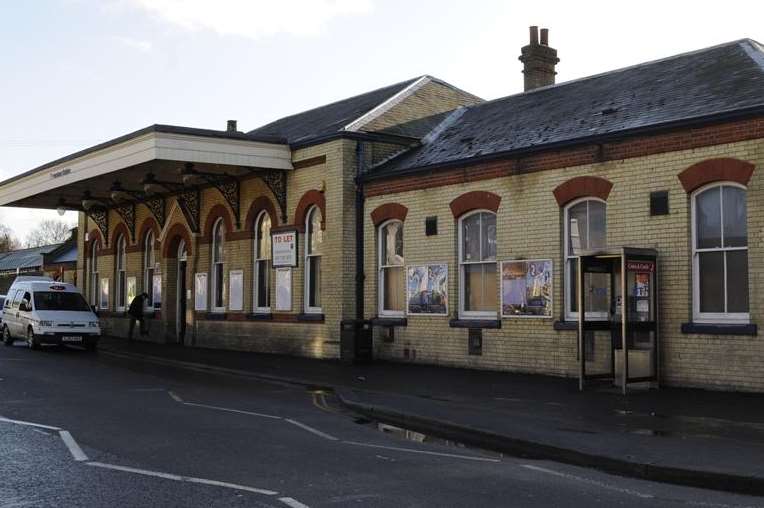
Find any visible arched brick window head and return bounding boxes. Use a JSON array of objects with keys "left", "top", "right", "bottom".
[
  {"left": 371, "top": 203, "right": 408, "bottom": 226},
  {"left": 553, "top": 176, "right": 613, "bottom": 206},
  {"left": 203, "top": 204, "right": 235, "bottom": 243},
  {"left": 678, "top": 158, "right": 754, "bottom": 193},
  {"left": 162, "top": 223, "right": 194, "bottom": 258},
  {"left": 449, "top": 191, "right": 501, "bottom": 218},
  {"left": 294, "top": 190, "right": 326, "bottom": 233}
]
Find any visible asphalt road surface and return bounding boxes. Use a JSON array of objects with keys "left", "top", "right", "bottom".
[{"left": 1, "top": 342, "right": 763, "bottom": 508}]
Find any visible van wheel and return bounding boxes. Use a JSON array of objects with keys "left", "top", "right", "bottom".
[
  {"left": 3, "top": 326, "right": 12, "bottom": 346},
  {"left": 27, "top": 328, "right": 39, "bottom": 350}
]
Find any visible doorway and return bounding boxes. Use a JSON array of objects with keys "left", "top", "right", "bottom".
[{"left": 177, "top": 240, "right": 188, "bottom": 344}]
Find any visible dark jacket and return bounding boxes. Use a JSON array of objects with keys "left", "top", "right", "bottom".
[{"left": 128, "top": 294, "right": 147, "bottom": 318}]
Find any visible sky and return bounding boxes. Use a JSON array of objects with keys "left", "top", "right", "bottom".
[{"left": 0, "top": 0, "right": 762, "bottom": 242}]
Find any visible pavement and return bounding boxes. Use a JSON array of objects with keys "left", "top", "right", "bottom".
[{"left": 96, "top": 336, "right": 764, "bottom": 497}]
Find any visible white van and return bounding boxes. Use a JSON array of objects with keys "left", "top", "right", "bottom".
[{"left": 2, "top": 276, "right": 101, "bottom": 351}]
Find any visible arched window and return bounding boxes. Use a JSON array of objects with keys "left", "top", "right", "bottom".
[
  {"left": 692, "top": 183, "right": 749, "bottom": 322},
  {"left": 459, "top": 210, "right": 497, "bottom": 318},
  {"left": 564, "top": 198, "right": 607, "bottom": 320},
  {"left": 143, "top": 230, "right": 155, "bottom": 310},
  {"left": 211, "top": 218, "right": 225, "bottom": 311},
  {"left": 304, "top": 206, "right": 323, "bottom": 313},
  {"left": 89, "top": 240, "right": 99, "bottom": 306},
  {"left": 378, "top": 220, "right": 404, "bottom": 316},
  {"left": 115, "top": 235, "right": 127, "bottom": 311},
  {"left": 254, "top": 211, "right": 272, "bottom": 312}
]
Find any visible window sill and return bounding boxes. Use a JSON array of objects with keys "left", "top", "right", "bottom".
[
  {"left": 297, "top": 313, "right": 325, "bottom": 322},
  {"left": 371, "top": 317, "right": 407, "bottom": 327},
  {"left": 681, "top": 322, "right": 757, "bottom": 336},
  {"left": 449, "top": 319, "right": 501, "bottom": 329},
  {"left": 553, "top": 320, "right": 578, "bottom": 331}
]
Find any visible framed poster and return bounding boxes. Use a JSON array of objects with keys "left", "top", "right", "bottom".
[
  {"left": 229, "top": 270, "right": 244, "bottom": 311},
  {"left": 126, "top": 276, "right": 137, "bottom": 306},
  {"left": 406, "top": 264, "right": 448, "bottom": 315},
  {"left": 501, "top": 259, "right": 553, "bottom": 318},
  {"left": 275, "top": 267, "right": 292, "bottom": 311},
  {"left": 194, "top": 273, "right": 208, "bottom": 311},
  {"left": 272, "top": 230, "right": 298, "bottom": 267},
  {"left": 99, "top": 278, "right": 110, "bottom": 310},
  {"left": 152, "top": 274, "right": 162, "bottom": 308}
]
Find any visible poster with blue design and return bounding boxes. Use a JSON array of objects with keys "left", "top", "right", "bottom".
[
  {"left": 501, "top": 259, "right": 553, "bottom": 317},
  {"left": 406, "top": 264, "right": 448, "bottom": 315}
]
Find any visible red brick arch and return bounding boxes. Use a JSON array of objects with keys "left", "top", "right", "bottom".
[
  {"left": 449, "top": 191, "right": 501, "bottom": 218},
  {"left": 553, "top": 176, "right": 613, "bottom": 206},
  {"left": 370, "top": 203, "right": 408, "bottom": 226},
  {"left": 294, "top": 190, "right": 326, "bottom": 232},
  {"left": 162, "top": 222, "right": 193, "bottom": 258},
  {"left": 110, "top": 222, "right": 131, "bottom": 254},
  {"left": 84, "top": 229, "right": 104, "bottom": 259},
  {"left": 245, "top": 196, "right": 279, "bottom": 230},
  {"left": 137, "top": 216, "right": 161, "bottom": 246},
  {"left": 678, "top": 158, "right": 755, "bottom": 193},
  {"left": 202, "top": 204, "right": 235, "bottom": 243}
]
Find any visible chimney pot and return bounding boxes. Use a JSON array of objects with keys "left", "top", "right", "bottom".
[
  {"left": 227, "top": 120, "right": 238, "bottom": 132},
  {"left": 540, "top": 28, "right": 549, "bottom": 46},
  {"left": 529, "top": 26, "right": 539, "bottom": 45}
]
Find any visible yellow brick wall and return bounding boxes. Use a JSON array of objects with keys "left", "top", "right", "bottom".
[{"left": 363, "top": 138, "right": 764, "bottom": 391}]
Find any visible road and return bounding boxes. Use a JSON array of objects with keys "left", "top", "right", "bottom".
[{"left": 1, "top": 342, "right": 762, "bottom": 507}]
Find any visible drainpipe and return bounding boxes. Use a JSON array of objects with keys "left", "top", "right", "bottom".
[{"left": 355, "top": 141, "right": 366, "bottom": 322}]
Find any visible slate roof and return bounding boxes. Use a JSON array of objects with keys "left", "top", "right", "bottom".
[
  {"left": 368, "top": 39, "right": 764, "bottom": 179},
  {"left": 0, "top": 244, "right": 61, "bottom": 273},
  {"left": 247, "top": 77, "right": 423, "bottom": 144}
]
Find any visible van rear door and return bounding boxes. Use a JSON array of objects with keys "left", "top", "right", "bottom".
[
  {"left": 7, "top": 289, "right": 24, "bottom": 337},
  {"left": 17, "top": 291, "right": 33, "bottom": 336}
]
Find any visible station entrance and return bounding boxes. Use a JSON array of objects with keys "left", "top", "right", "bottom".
[{"left": 577, "top": 248, "right": 659, "bottom": 394}]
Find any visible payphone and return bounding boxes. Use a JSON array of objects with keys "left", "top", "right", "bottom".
[{"left": 577, "top": 248, "right": 659, "bottom": 394}]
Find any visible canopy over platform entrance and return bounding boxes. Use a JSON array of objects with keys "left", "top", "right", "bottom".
[{"left": 0, "top": 124, "right": 293, "bottom": 241}]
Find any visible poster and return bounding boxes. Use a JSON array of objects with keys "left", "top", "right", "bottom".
[
  {"left": 126, "top": 276, "right": 137, "bottom": 306},
  {"left": 634, "top": 273, "right": 650, "bottom": 297},
  {"left": 272, "top": 230, "right": 298, "bottom": 267},
  {"left": 99, "top": 278, "right": 109, "bottom": 310},
  {"left": 152, "top": 274, "right": 162, "bottom": 308},
  {"left": 501, "top": 259, "right": 553, "bottom": 317},
  {"left": 194, "top": 273, "right": 208, "bottom": 311},
  {"left": 275, "top": 267, "right": 292, "bottom": 311},
  {"left": 229, "top": 270, "right": 243, "bottom": 311},
  {"left": 406, "top": 264, "right": 448, "bottom": 315}
]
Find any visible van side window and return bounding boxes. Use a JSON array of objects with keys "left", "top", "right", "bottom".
[
  {"left": 22, "top": 292, "right": 32, "bottom": 309},
  {"left": 12, "top": 290, "right": 23, "bottom": 309}
]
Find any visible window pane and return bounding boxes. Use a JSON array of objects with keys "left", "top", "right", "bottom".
[
  {"left": 213, "top": 223, "right": 224, "bottom": 262},
  {"left": 726, "top": 250, "right": 749, "bottom": 313},
  {"left": 258, "top": 215, "right": 272, "bottom": 259},
  {"left": 587, "top": 273, "right": 609, "bottom": 314},
  {"left": 256, "top": 260, "right": 269, "bottom": 308},
  {"left": 481, "top": 213, "right": 496, "bottom": 261},
  {"left": 214, "top": 263, "right": 224, "bottom": 308},
  {"left": 308, "top": 210, "right": 323, "bottom": 255},
  {"left": 309, "top": 256, "right": 321, "bottom": 308},
  {"left": 146, "top": 268, "right": 154, "bottom": 305},
  {"left": 589, "top": 201, "right": 606, "bottom": 250},
  {"left": 118, "top": 272, "right": 126, "bottom": 307},
  {"left": 568, "top": 259, "right": 578, "bottom": 313},
  {"left": 382, "top": 222, "right": 403, "bottom": 266},
  {"left": 723, "top": 186, "right": 747, "bottom": 248},
  {"left": 463, "top": 263, "right": 497, "bottom": 312},
  {"left": 567, "top": 202, "right": 588, "bottom": 255},
  {"left": 698, "top": 251, "right": 724, "bottom": 313},
  {"left": 383, "top": 266, "right": 404, "bottom": 312},
  {"left": 696, "top": 187, "right": 722, "bottom": 249},
  {"left": 461, "top": 214, "right": 481, "bottom": 262}
]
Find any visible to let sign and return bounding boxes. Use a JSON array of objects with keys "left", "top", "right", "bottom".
[{"left": 272, "top": 230, "right": 298, "bottom": 267}]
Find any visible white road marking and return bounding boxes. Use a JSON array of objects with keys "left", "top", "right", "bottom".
[
  {"left": 0, "top": 416, "right": 62, "bottom": 431},
  {"left": 59, "top": 430, "right": 89, "bottom": 461},
  {"left": 278, "top": 497, "right": 311, "bottom": 508},
  {"left": 521, "top": 464, "right": 654, "bottom": 499},
  {"left": 183, "top": 401, "right": 281, "bottom": 420},
  {"left": 167, "top": 390, "right": 184, "bottom": 403},
  {"left": 87, "top": 461, "right": 279, "bottom": 496},
  {"left": 31, "top": 428, "right": 50, "bottom": 436},
  {"left": 343, "top": 441, "right": 500, "bottom": 463},
  {"left": 285, "top": 418, "right": 339, "bottom": 441}
]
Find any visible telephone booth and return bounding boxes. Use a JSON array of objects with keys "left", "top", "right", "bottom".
[{"left": 577, "top": 247, "right": 659, "bottom": 394}]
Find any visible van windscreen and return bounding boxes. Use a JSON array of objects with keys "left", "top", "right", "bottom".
[{"left": 33, "top": 292, "right": 91, "bottom": 312}]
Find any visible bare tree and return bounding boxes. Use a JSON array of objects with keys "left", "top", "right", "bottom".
[
  {"left": 0, "top": 223, "right": 20, "bottom": 252},
  {"left": 24, "top": 219, "right": 74, "bottom": 248}
]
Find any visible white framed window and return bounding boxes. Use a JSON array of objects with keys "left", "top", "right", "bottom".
[
  {"left": 458, "top": 210, "right": 497, "bottom": 319},
  {"left": 211, "top": 218, "right": 226, "bottom": 312},
  {"left": 692, "top": 182, "right": 749, "bottom": 323},
  {"left": 143, "top": 230, "right": 156, "bottom": 310},
  {"left": 564, "top": 198, "right": 608, "bottom": 321},
  {"left": 254, "top": 211, "right": 272, "bottom": 313},
  {"left": 304, "top": 206, "right": 323, "bottom": 314},
  {"left": 378, "top": 220, "right": 404, "bottom": 316},
  {"left": 115, "top": 235, "right": 127, "bottom": 311},
  {"left": 89, "top": 240, "right": 99, "bottom": 307}
]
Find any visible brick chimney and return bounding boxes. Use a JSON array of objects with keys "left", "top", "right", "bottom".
[{"left": 518, "top": 26, "right": 559, "bottom": 91}]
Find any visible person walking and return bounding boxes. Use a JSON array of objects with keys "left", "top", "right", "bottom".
[{"left": 128, "top": 292, "right": 149, "bottom": 340}]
